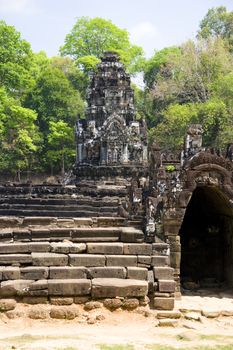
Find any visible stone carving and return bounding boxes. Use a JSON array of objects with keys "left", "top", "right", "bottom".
[
  {"left": 184, "top": 124, "right": 203, "bottom": 158},
  {"left": 75, "top": 52, "right": 148, "bottom": 170}
]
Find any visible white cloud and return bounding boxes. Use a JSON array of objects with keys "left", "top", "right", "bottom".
[
  {"left": 130, "top": 21, "right": 159, "bottom": 57},
  {"left": 0, "top": 0, "right": 38, "bottom": 14}
]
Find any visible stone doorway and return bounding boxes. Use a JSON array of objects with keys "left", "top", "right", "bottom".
[{"left": 179, "top": 185, "right": 233, "bottom": 288}]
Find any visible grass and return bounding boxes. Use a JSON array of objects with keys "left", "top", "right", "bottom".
[
  {"left": 148, "top": 345, "right": 233, "bottom": 350},
  {"left": 98, "top": 345, "right": 134, "bottom": 350}
]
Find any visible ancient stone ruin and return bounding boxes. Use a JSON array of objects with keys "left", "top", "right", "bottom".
[{"left": 0, "top": 52, "right": 232, "bottom": 314}]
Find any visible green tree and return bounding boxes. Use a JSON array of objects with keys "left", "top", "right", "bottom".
[
  {"left": 198, "top": 6, "right": 233, "bottom": 50},
  {"left": 60, "top": 17, "right": 144, "bottom": 73},
  {"left": 0, "top": 21, "right": 34, "bottom": 97},
  {"left": 0, "top": 87, "right": 40, "bottom": 180},
  {"left": 47, "top": 120, "right": 75, "bottom": 175}
]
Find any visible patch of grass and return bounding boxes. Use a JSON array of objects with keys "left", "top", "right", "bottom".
[
  {"left": 200, "top": 334, "right": 233, "bottom": 341},
  {"left": 148, "top": 345, "right": 233, "bottom": 350},
  {"left": 98, "top": 345, "right": 134, "bottom": 350}
]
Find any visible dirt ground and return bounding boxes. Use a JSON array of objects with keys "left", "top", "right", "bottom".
[{"left": 0, "top": 290, "right": 233, "bottom": 350}]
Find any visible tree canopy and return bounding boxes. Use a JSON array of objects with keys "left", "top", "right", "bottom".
[{"left": 60, "top": 17, "right": 144, "bottom": 73}]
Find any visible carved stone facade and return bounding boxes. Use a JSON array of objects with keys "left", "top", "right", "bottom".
[
  {"left": 147, "top": 125, "right": 233, "bottom": 291},
  {"left": 75, "top": 52, "right": 148, "bottom": 178}
]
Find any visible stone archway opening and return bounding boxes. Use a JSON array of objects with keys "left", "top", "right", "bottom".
[{"left": 179, "top": 185, "right": 233, "bottom": 289}]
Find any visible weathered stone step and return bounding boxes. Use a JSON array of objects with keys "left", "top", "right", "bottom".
[
  {"left": 0, "top": 204, "right": 118, "bottom": 213},
  {"left": 0, "top": 198, "right": 120, "bottom": 206},
  {"left": 0, "top": 278, "right": 148, "bottom": 298},
  {"left": 0, "top": 227, "right": 144, "bottom": 243},
  {"left": 0, "top": 209, "right": 118, "bottom": 218}
]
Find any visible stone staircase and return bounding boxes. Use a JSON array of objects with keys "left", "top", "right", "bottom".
[{"left": 0, "top": 182, "right": 175, "bottom": 310}]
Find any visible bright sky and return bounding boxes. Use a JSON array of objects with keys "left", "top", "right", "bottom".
[{"left": 0, "top": 0, "right": 233, "bottom": 58}]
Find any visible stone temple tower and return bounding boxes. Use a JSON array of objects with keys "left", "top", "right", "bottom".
[{"left": 75, "top": 51, "right": 148, "bottom": 178}]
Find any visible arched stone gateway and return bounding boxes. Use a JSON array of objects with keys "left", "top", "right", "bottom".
[{"left": 147, "top": 125, "right": 233, "bottom": 294}]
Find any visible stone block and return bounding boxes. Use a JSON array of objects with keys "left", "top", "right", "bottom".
[
  {"left": 0, "top": 230, "right": 13, "bottom": 242},
  {"left": 22, "top": 297, "right": 48, "bottom": 304},
  {"left": 152, "top": 243, "right": 169, "bottom": 256},
  {"left": 87, "top": 243, "right": 123, "bottom": 255},
  {"left": 21, "top": 267, "right": 49, "bottom": 280},
  {"left": 0, "top": 280, "right": 34, "bottom": 297},
  {"left": 57, "top": 219, "right": 74, "bottom": 228},
  {"left": 170, "top": 252, "right": 181, "bottom": 269},
  {"left": 73, "top": 218, "right": 93, "bottom": 227},
  {"left": 50, "top": 305, "right": 79, "bottom": 319},
  {"left": 30, "top": 229, "right": 51, "bottom": 241},
  {"left": 0, "top": 299, "right": 16, "bottom": 311},
  {"left": 147, "top": 270, "right": 155, "bottom": 293},
  {"left": 0, "top": 254, "right": 32, "bottom": 265},
  {"left": 158, "top": 318, "right": 178, "bottom": 327},
  {"left": 137, "top": 255, "right": 151, "bottom": 266},
  {"left": 50, "top": 297, "right": 73, "bottom": 305},
  {"left": 153, "top": 297, "right": 175, "bottom": 310},
  {"left": 13, "top": 230, "right": 31, "bottom": 241},
  {"left": 153, "top": 267, "right": 174, "bottom": 281},
  {"left": 157, "top": 310, "right": 182, "bottom": 319},
  {"left": 23, "top": 217, "right": 55, "bottom": 226},
  {"left": 29, "top": 279, "right": 48, "bottom": 291},
  {"left": 120, "top": 228, "right": 144, "bottom": 243},
  {"left": 28, "top": 242, "right": 51, "bottom": 252},
  {"left": 2, "top": 267, "right": 20, "bottom": 280},
  {"left": 91, "top": 278, "right": 148, "bottom": 298},
  {"left": 50, "top": 243, "right": 70, "bottom": 254},
  {"left": 106, "top": 255, "right": 137, "bottom": 267},
  {"left": 69, "top": 243, "right": 86, "bottom": 253},
  {"left": 69, "top": 254, "right": 105, "bottom": 267},
  {"left": 88, "top": 267, "right": 126, "bottom": 279},
  {"left": 48, "top": 279, "right": 91, "bottom": 296},
  {"left": 127, "top": 267, "right": 148, "bottom": 280},
  {"left": 123, "top": 243, "right": 152, "bottom": 255},
  {"left": 158, "top": 280, "right": 176, "bottom": 293},
  {"left": 151, "top": 256, "right": 169, "bottom": 267},
  {"left": 0, "top": 217, "right": 21, "bottom": 228},
  {"left": 49, "top": 267, "right": 87, "bottom": 279},
  {"left": 32, "top": 253, "right": 68, "bottom": 266},
  {"left": 0, "top": 243, "right": 29, "bottom": 254}
]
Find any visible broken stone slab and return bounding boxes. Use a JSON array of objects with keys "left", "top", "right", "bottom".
[
  {"left": 201, "top": 309, "right": 221, "bottom": 318},
  {"left": 91, "top": 278, "right": 148, "bottom": 298},
  {"left": 106, "top": 255, "right": 137, "bottom": 267},
  {"left": 29, "top": 279, "right": 48, "bottom": 291},
  {"left": 0, "top": 254, "right": 32, "bottom": 265},
  {"left": 50, "top": 243, "right": 71, "bottom": 254},
  {"left": 20, "top": 267, "right": 49, "bottom": 280},
  {"left": 88, "top": 267, "right": 126, "bottom": 279},
  {"left": 153, "top": 267, "right": 174, "bottom": 281},
  {"left": 49, "top": 267, "right": 87, "bottom": 279},
  {"left": 69, "top": 243, "right": 86, "bottom": 253},
  {"left": 0, "top": 243, "right": 29, "bottom": 254},
  {"left": 87, "top": 243, "right": 123, "bottom": 255},
  {"left": 158, "top": 318, "right": 179, "bottom": 327},
  {"left": 32, "top": 252, "right": 68, "bottom": 266},
  {"left": 0, "top": 280, "right": 34, "bottom": 297},
  {"left": 127, "top": 267, "right": 148, "bottom": 280},
  {"left": 120, "top": 228, "right": 144, "bottom": 243},
  {"left": 184, "top": 312, "right": 201, "bottom": 321},
  {"left": 123, "top": 243, "right": 152, "bottom": 255},
  {"left": 157, "top": 310, "right": 182, "bottom": 319},
  {"left": 2, "top": 267, "right": 20, "bottom": 280},
  {"left": 56, "top": 219, "right": 74, "bottom": 228},
  {"left": 69, "top": 254, "right": 105, "bottom": 267},
  {"left": 158, "top": 280, "right": 176, "bottom": 293},
  {"left": 153, "top": 297, "right": 174, "bottom": 310},
  {"left": 151, "top": 256, "right": 169, "bottom": 267},
  {"left": 48, "top": 279, "right": 91, "bottom": 296},
  {"left": 152, "top": 243, "right": 169, "bottom": 256}
]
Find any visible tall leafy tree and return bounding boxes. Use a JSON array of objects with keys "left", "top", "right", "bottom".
[
  {"left": 60, "top": 17, "right": 144, "bottom": 73},
  {"left": 198, "top": 6, "right": 233, "bottom": 50},
  {"left": 0, "top": 21, "right": 34, "bottom": 98}
]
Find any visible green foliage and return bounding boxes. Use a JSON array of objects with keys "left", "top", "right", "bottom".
[
  {"left": 198, "top": 6, "right": 233, "bottom": 50},
  {"left": 0, "top": 87, "right": 40, "bottom": 176},
  {"left": 0, "top": 20, "right": 34, "bottom": 97},
  {"left": 165, "top": 165, "right": 176, "bottom": 172},
  {"left": 60, "top": 17, "right": 144, "bottom": 73}
]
